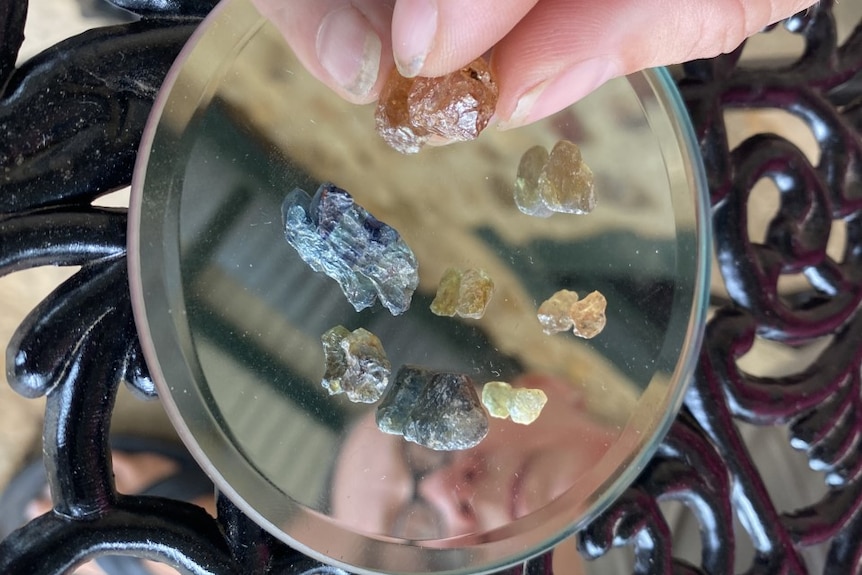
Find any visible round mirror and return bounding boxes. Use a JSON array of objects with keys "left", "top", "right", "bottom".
[{"left": 129, "top": 0, "right": 709, "bottom": 573}]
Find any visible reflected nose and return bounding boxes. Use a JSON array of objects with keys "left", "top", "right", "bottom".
[{"left": 417, "top": 465, "right": 480, "bottom": 535}]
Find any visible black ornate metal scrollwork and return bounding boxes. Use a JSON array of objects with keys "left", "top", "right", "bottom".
[
  {"left": 0, "top": 0, "right": 860, "bottom": 574},
  {"left": 581, "top": 3, "right": 862, "bottom": 573}
]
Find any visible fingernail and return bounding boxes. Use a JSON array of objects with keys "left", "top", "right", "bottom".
[
  {"left": 393, "top": 0, "right": 437, "bottom": 77},
  {"left": 498, "top": 58, "right": 619, "bottom": 130},
  {"left": 317, "top": 6, "right": 382, "bottom": 100}
]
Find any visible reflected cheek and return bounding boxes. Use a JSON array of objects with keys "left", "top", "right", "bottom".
[
  {"left": 333, "top": 472, "right": 413, "bottom": 534},
  {"left": 516, "top": 448, "right": 586, "bottom": 517},
  {"left": 330, "top": 434, "right": 413, "bottom": 534}
]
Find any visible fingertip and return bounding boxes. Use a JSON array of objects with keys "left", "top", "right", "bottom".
[
  {"left": 316, "top": 6, "right": 384, "bottom": 102},
  {"left": 252, "top": 0, "right": 394, "bottom": 105},
  {"left": 496, "top": 58, "right": 619, "bottom": 130},
  {"left": 392, "top": 0, "right": 438, "bottom": 78},
  {"left": 393, "top": 0, "right": 538, "bottom": 78}
]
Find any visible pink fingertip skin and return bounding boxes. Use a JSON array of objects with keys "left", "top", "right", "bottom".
[
  {"left": 499, "top": 57, "right": 620, "bottom": 130},
  {"left": 317, "top": 6, "right": 382, "bottom": 100},
  {"left": 393, "top": 0, "right": 438, "bottom": 78}
]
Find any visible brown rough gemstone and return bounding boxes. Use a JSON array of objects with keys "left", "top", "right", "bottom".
[
  {"left": 457, "top": 268, "right": 495, "bottom": 319},
  {"left": 374, "top": 72, "right": 429, "bottom": 154},
  {"left": 374, "top": 58, "right": 498, "bottom": 153},
  {"left": 569, "top": 290, "right": 607, "bottom": 339},
  {"left": 538, "top": 140, "right": 596, "bottom": 214},
  {"left": 537, "top": 289, "right": 607, "bottom": 339},
  {"left": 407, "top": 58, "right": 498, "bottom": 142},
  {"left": 537, "top": 289, "right": 580, "bottom": 334},
  {"left": 513, "top": 140, "right": 596, "bottom": 216},
  {"left": 430, "top": 267, "right": 494, "bottom": 319}
]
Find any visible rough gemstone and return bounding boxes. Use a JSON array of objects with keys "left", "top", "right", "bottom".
[
  {"left": 282, "top": 183, "right": 419, "bottom": 315},
  {"left": 321, "top": 325, "right": 391, "bottom": 403},
  {"left": 481, "top": 381, "right": 548, "bottom": 425},
  {"left": 374, "top": 71, "right": 429, "bottom": 154},
  {"left": 374, "top": 58, "right": 498, "bottom": 154},
  {"left": 408, "top": 58, "right": 498, "bottom": 141},
  {"left": 540, "top": 140, "right": 596, "bottom": 214},
  {"left": 430, "top": 267, "right": 494, "bottom": 319},
  {"left": 514, "top": 145, "right": 553, "bottom": 218},
  {"left": 513, "top": 140, "right": 596, "bottom": 216},
  {"left": 376, "top": 365, "right": 434, "bottom": 435},
  {"left": 403, "top": 372, "right": 489, "bottom": 451},
  {"left": 537, "top": 289, "right": 607, "bottom": 339},
  {"left": 376, "top": 367, "right": 489, "bottom": 450},
  {"left": 570, "top": 290, "right": 608, "bottom": 339},
  {"left": 537, "top": 289, "right": 580, "bottom": 335}
]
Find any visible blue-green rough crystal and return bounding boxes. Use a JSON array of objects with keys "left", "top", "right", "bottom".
[
  {"left": 403, "top": 372, "right": 488, "bottom": 451},
  {"left": 375, "top": 367, "right": 488, "bottom": 451},
  {"left": 282, "top": 183, "right": 419, "bottom": 315},
  {"left": 376, "top": 365, "right": 434, "bottom": 435}
]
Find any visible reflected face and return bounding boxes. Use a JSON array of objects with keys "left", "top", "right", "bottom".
[{"left": 330, "top": 374, "right": 618, "bottom": 540}]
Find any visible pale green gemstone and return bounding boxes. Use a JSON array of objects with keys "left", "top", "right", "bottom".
[
  {"left": 481, "top": 381, "right": 513, "bottom": 419},
  {"left": 508, "top": 388, "right": 548, "bottom": 425}
]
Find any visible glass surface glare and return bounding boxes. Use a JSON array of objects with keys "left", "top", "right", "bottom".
[{"left": 128, "top": 0, "right": 710, "bottom": 573}]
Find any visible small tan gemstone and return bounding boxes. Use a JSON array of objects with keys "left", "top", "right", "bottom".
[
  {"left": 538, "top": 140, "right": 596, "bottom": 214},
  {"left": 430, "top": 267, "right": 494, "bottom": 319},
  {"left": 537, "top": 289, "right": 580, "bottom": 334},
  {"left": 457, "top": 268, "right": 495, "bottom": 319},
  {"left": 570, "top": 290, "right": 607, "bottom": 339},
  {"left": 538, "top": 289, "right": 607, "bottom": 338},
  {"left": 481, "top": 381, "right": 548, "bottom": 425}
]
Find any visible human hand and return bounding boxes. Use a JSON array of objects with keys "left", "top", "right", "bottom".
[{"left": 253, "top": 0, "right": 818, "bottom": 128}]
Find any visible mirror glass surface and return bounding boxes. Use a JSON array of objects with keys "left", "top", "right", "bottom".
[{"left": 130, "top": 1, "right": 710, "bottom": 573}]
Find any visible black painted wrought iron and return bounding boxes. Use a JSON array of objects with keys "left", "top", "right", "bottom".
[{"left": 0, "top": 0, "right": 859, "bottom": 573}]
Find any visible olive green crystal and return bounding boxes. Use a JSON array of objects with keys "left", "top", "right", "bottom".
[
  {"left": 430, "top": 267, "right": 494, "bottom": 319},
  {"left": 514, "top": 140, "right": 596, "bottom": 217}
]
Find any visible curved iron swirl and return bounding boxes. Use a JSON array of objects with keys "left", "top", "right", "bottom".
[
  {"left": 582, "top": 2, "right": 862, "bottom": 573},
  {"left": 0, "top": 0, "right": 861, "bottom": 573}
]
